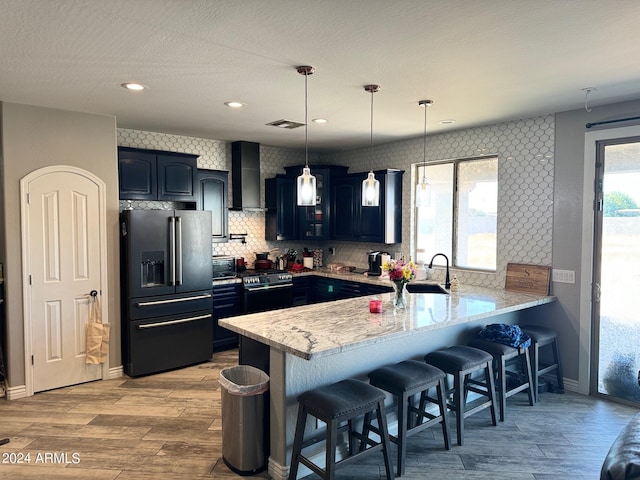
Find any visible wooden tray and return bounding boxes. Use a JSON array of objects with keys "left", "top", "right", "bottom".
[{"left": 505, "top": 263, "right": 551, "bottom": 295}]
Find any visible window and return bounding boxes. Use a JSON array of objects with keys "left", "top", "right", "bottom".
[{"left": 415, "top": 156, "right": 497, "bottom": 270}]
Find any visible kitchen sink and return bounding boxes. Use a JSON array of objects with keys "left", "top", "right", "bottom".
[{"left": 405, "top": 283, "right": 449, "bottom": 294}]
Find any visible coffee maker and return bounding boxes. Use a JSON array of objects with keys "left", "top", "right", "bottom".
[{"left": 367, "top": 251, "right": 390, "bottom": 276}]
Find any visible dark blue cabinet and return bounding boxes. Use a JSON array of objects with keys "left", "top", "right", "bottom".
[
  {"left": 118, "top": 147, "right": 198, "bottom": 201},
  {"left": 212, "top": 283, "right": 241, "bottom": 351},
  {"left": 265, "top": 175, "right": 297, "bottom": 241},
  {"left": 331, "top": 169, "right": 404, "bottom": 244},
  {"left": 197, "top": 169, "right": 228, "bottom": 243}
]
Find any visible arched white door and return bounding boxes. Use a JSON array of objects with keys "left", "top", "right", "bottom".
[{"left": 21, "top": 166, "right": 108, "bottom": 394}]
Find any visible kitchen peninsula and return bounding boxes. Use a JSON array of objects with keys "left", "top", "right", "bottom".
[{"left": 220, "top": 282, "right": 556, "bottom": 480}]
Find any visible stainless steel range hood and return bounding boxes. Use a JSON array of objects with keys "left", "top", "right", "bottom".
[{"left": 231, "top": 141, "right": 264, "bottom": 211}]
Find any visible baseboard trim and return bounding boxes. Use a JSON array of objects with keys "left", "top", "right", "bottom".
[
  {"left": 108, "top": 365, "right": 124, "bottom": 379},
  {"left": 268, "top": 457, "right": 289, "bottom": 480},
  {"left": 6, "top": 384, "right": 28, "bottom": 400}
]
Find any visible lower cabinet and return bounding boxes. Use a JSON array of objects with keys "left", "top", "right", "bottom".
[
  {"left": 292, "top": 275, "right": 316, "bottom": 306},
  {"left": 314, "top": 277, "right": 372, "bottom": 303},
  {"left": 212, "top": 283, "right": 241, "bottom": 351}
]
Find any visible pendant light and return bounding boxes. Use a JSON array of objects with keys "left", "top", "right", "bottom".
[
  {"left": 296, "top": 65, "right": 317, "bottom": 206},
  {"left": 362, "top": 85, "right": 381, "bottom": 207},
  {"left": 416, "top": 99, "right": 433, "bottom": 208}
]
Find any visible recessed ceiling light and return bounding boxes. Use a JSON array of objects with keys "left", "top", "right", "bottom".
[
  {"left": 312, "top": 118, "right": 327, "bottom": 124},
  {"left": 121, "top": 82, "right": 147, "bottom": 91},
  {"left": 225, "top": 101, "right": 245, "bottom": 108},
  {"left": 439, "top": 119, "right": 456, "bottom": 125}
]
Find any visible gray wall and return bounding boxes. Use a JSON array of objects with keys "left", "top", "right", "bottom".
[
  {"left": 0, "top": 102, "right": 119, "bottom": 388},
  {"left": 554, "top": 98, "right": 640, "bottom": 392}
]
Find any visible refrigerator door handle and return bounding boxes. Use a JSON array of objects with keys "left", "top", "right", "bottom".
[
  {"left": 137, "top": 313, "right": 212, "bottom": 330},
  {"left": 169, "top": 217, "right": 176, "bottom": 286},
  {"left": 176, "top": 216, "right": 183, "bottom": 286},
  {"left": 136, "top": 293, "right": 212, "bottom": 307}
]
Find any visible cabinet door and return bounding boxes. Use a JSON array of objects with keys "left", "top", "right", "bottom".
[
  {"left": 354, "top": 170, "right": 403, "bottom": 244},
  {"left": 298, "top": 170, "right": 329, "bottom": 240},
  {"left": 212, "top": 283, "right": 241, "bottom": 350},
  {"left": 331, "top": 176, "right": 358, "bottom": 240},
  {"left": 197, "top": 170, "right": 228, "bottom": 243},
  {"left": 265, "top": 176, "right": 297, "bottom": 241},
  {"left": 157, "top": 154, "right": 198, "bottom": 201},
  {"left": 357, "top": 170, "right": 386, "bottom": 243},
  {"left": 118, "top": 149, "right": 157, "bottom": 200}
]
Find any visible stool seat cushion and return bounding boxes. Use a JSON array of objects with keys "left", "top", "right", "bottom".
[
  {"left": 369, "top": 360, "right": 445, "bottom": 393},
  {"left": 298, "top": 379, "right": 385, "bottom": 419},
  {"left": 424, "top": 345, "right": 492, "bottom": 373},
  {"left": 520, "top": 325, "right": 558, "bottom": 343},
  {"left": 469, "top": 337, "right": 519, "bottom": 357}
]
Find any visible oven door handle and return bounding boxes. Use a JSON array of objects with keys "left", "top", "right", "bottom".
[
  {"left": 137, "top": 314, "right": 212, "bottom": 330},
  {"left": 244, "top": 283, "right": 292, "bottom": 292}
]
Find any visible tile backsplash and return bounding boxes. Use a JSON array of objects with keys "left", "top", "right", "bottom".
[{"left": 118, "top": 114, "right": 554, "bottom": 288}]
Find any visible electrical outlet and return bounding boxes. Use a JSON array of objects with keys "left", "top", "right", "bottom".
[
  {"left": 552, "top": 269, "right": 575, "bottom": 284},
  {"left": 328, "top": 247, "right": 335, "bottom": 255}
]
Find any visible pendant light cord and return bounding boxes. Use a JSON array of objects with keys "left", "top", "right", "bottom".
[
  {"left": 418, "top": 99, "right": 433, "bottom": 180},
  {"left": 370, "top": 87, "right": 374, "bottom": 171},
  {"left": 304, "top": 71, "right": 309, "bottom": 168},
  {"left": 422, "top": 100, "right": 427, "bottom": 172}
]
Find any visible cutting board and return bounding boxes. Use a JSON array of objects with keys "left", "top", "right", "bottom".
[{"left": 505, "top": 263, "right": 551, "bottom": 295}]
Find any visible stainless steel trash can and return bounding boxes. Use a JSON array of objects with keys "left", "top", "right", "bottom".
[{"left": 219, "top": 365, "right": 269, "bottom": 475}]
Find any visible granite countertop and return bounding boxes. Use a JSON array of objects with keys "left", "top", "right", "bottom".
[{"left": 220, "top": 283, "right": 556, "bottom": 360}]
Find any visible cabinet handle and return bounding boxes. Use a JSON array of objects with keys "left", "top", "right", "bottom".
[{"left": 137, "top": 314, "right": 212, "bottom": 329}]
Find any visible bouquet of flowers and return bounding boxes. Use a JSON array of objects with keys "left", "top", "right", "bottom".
[{"left": 382, "top": 259, "right": 416, "bottom": 284}]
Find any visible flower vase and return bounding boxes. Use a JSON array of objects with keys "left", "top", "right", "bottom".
[{"left": 393, "top": 281, "right": 407, "bottom": 309}]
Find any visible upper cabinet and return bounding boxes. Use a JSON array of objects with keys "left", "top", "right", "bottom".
[
  {"left": 265, "top": 166, "right": 402, "bottom": 243},
  {"left": 331, "top": 169, "right": 404, "bottom": 244},
  {"left": 118, "top": 147, "right": 198, "bottom": 201},
  {"left": 197, "top": 169, "right": 229, "bottom": 243},
  {"left": 283, "top": 165, "right": 349, "bottom": 241},
  {"left": 265, "top": 175, "right": 297, "bottom": 241}
]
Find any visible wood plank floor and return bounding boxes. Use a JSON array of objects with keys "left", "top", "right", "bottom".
[{"left": 0, "top": 349, "right": 637, "bottom": 479}]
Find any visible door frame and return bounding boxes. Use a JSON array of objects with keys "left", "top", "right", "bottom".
[
  {"left": 580, "top": 125, "right": 640, "bottom": 395},
  {"left": 20, "top": 165, "right": 109, "bottom": 396}
]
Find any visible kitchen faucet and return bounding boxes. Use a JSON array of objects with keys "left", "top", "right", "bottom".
[{"left": 428, "top": 253, "right": 451, "bottom": 289}]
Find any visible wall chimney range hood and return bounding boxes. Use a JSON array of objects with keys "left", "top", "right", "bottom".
[{"left": 231, "top": 141, "right": 263, "bottom": 211}]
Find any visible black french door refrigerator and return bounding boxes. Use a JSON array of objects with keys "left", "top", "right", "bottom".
[{"left": 121, "top": 209, "right": 213, "bottom": 377}]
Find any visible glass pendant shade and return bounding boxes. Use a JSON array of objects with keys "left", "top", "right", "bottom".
[
  {"left": 416, "top": 177, "right": 431, "bottom": 208},
  {"left": 362, "top": 171, "right": 380, "bottom": 207},
  {"left": 297, "top": 167, "right": 317, "bottom": 206}
]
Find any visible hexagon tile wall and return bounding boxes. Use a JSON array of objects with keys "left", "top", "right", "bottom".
[{"left": 117, "top": 113, "right": 554, "bottom": 289}]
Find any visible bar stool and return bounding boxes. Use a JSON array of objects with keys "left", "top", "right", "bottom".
[
  {"left": 288, "top": 379, "right": 394, "bottom": 480},
  {"left": 424, "top": 346, "right": 498, "bottom": 446},
  {"left": 368, "top": 360, "right": 451, "bottom": 476},
  {"left": 468, "top": 337, "right": 535, "bottom": 422},
  {"left": 520, "top": 325, "right": 564, "bottom": 401}
]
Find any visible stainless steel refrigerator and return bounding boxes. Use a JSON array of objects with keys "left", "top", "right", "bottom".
[{"left": 120, "top": 209, "right": 213, "bottom": 377}]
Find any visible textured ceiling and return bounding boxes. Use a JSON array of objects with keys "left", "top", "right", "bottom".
[{"left": 1, "top": 0, "right": 639, "bottom": 151}]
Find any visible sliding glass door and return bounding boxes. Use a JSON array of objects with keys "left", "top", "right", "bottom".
[{"left": 592, "top": 136, "right": 640, "bottom": 404}]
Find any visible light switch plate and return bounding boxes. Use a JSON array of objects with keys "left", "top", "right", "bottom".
[{"left": 552, "top": 269, "right": 575, "bottom": 284}]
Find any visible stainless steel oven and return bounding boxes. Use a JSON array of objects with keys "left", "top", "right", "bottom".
[{"left": 241, "top": 270, "right": 293, "bottom": 314}]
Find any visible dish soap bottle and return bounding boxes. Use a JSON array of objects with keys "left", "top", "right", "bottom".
[{"left": 450, "top": 274, "right": 460, "bottom": 292}]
